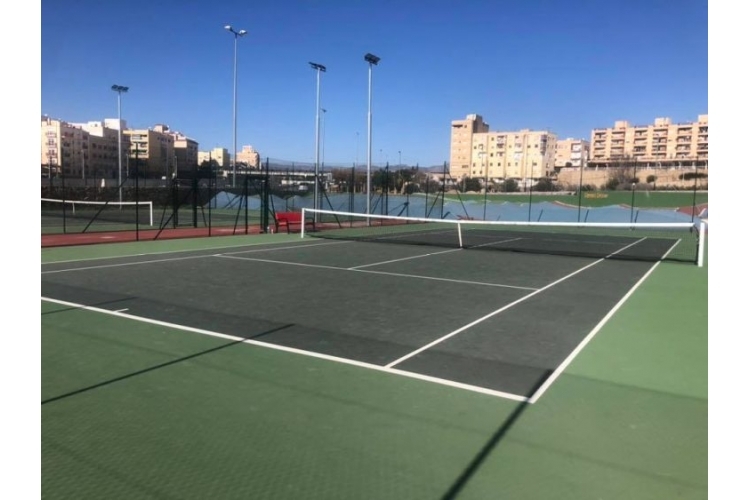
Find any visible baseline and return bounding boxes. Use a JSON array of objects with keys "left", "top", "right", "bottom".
[{"left": 41, "top": 296, "right": 527, "bottom": 402}]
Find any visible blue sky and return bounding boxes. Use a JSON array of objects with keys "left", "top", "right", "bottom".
[{"left": 41, "top": 0, "right": 707, "bottom": 167}]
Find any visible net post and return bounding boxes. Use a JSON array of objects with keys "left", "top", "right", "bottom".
[
  {"left": 301, "top": 208, "right": 306, "bottom": 239},
  {"left": 457, "top": 222, "right": 463, "bottom": 248},
  {"left": 697, "top": 222, "right": 706, "bottom": 267}
]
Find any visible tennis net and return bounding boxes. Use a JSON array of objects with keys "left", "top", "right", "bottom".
[
  {"left": 301, "top": 208, "right": 706, "bottom": 266},
  {"left": 41, "top": 198, "right": 154, "bottom": 227}
]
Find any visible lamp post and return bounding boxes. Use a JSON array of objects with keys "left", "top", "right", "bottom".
[
  {"left": 225, "top": 24, "right": 247, "bottom": 188},
  {"left": 484, "top": 148, "right": 489, "bottom": 220},
  {"left": 309, "top": 62, "right": 326, "bottom": 216},
  {"left": 578, "top": 145, "right": 586, "bottom": 222},
  {"left": 321, "top": 108, "right": 327, "bottom": 168},
  {"left": 364, "top": 53, "right": 380, "bottom": 215},
  {"left": 111, "top": 84, "right": 128, "bottom": 204}
]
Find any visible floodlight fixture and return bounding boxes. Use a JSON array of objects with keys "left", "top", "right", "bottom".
[
  {"left": 225, "top": 25, "right": 247, "bottom": 37},
  {"left": 309, "top": 62, "right": 327, "bottom": 72},
  {"left": 364, "top": 53, "right": 380, "bottom": 65}
]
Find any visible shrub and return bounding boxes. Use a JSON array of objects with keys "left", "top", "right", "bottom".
[{"left": 679, "top": 172, "right": 708, "bottom": 181}]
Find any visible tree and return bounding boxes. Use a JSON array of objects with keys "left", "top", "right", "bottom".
[
  {"left": 500, "top": 178, "right": 518, "bottom": 193},
  {"left": 461, "top": 177, "right": 482, "bottom": 192},
  {"left": 534, "top": 177, "right": 558, "bottom": 192}
]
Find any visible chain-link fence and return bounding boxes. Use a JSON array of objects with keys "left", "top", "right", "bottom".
[{"left": 41, "top": 159, "right": 708, "bottom": 245}]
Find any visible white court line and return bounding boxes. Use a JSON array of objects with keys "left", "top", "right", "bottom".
[
  {"left": 373, "top": 228, "right": 459, "bottom": 241},
  {"left": 40, "top": 296, "right": 527, "bottom": 402},
  {"left": 348, "top": 248, "right": 462, "bottom": 269},
  {"left": 215, "top": 254, "right": 538, "bottom": 291},
  {"left": 527, "top": 238, "right": 681, "bottom": 403},
  {"left": 216, "top": 255, "right": 344, "bottom": 271},
  {"left": 472, "top": 237, "right": 523, "bottom": 249},
  {"left": 352, "top": 269, "right": 538, "bottom": 291},
  {"left": 385, "top": 237, "right": 648, "bottom": 370},
  {"left": 41, "top": 239, "right": 342, "bottom": 266},
  {"left": 42, "top": 253, "right": 216, "bottom": 274},
  {"left": 41, "top": 241, "right": 346, "bottom": 274},
  {"left": 527, "top": 261, "right": 659, "bottom": 403},
  {"left": 219, "top": 240, "right": 349, "bottom": 256}
]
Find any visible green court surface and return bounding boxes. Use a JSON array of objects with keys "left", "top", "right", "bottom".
[{"left": 41, "top": 233, "right": 707, "bottom": 499}]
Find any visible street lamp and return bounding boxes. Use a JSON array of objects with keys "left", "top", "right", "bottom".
[
  {"left": 309, "top": 62, "right": 326, "bottom": 214},
  {"left": 111, "top": 84, "right": 128, "bottom": 204},
  {"left": 364, "top": 52, "right": 380, "bottom": 215},
  {"left": 225, "top": 24, "right": 247, "bottom": 188}
]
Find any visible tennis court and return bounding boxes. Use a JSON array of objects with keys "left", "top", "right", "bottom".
[{"left": 41, "top": 220, "right": 708, "bottom": 498}]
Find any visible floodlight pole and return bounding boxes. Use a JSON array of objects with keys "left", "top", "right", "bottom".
[
  {"left": 578, "top": 146, "right": 586, "bottom": 222},
  {"left": 225, "top": 25, "right": 247, "bottom": 188},
  {"left": 321, "top": 108, "right": 327, "bottom": 168},
  {"left": 111, "top": 84, "right": 128, "bottom": 205},
  {"left": 310, "top": 62, "right": 326, "bottom": 217},
  {"left": 365, "top": 53, "right": 380, "bottom": 215},
  {"left": 480, "top": 151, "right": 488, "bottom": 220}
]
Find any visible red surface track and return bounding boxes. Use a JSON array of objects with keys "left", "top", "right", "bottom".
[{"left": 41, "top": 225, "right": 265, "bottom": 248}]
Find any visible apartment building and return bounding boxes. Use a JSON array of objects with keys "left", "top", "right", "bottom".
[
  {"left": 198, "top": 148, "right": 230, "bottom": 168},
  {"left": 449, "top": 114, "right": 557, "bottom": 182},
  {"left": 449, "top": 114, "right": 489, "bottom": 178},
  {"left": 589, "top": 115, "right": 708, "bottom": 168},
  {"left": 41, "top": 116, "right": 205, "bottom": 181},
  {"left": 172, "top": 132, "right": 199, "bottom": 172},
  {"left": 237, "top": 145, "right": 261, "bottom": 169},
  {"left": 555, "top": 138, "right": 590, "bottom": 169},
  {"left": 41, "top": 117, "right": 128, "bottom": 180},
  {"left": 124, "top": 125, "right": 175, "bottom": 178}
]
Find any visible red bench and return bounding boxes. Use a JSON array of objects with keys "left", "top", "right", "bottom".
[{"left": 274, "top": 211, "right": 315, "bottom": 234}]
